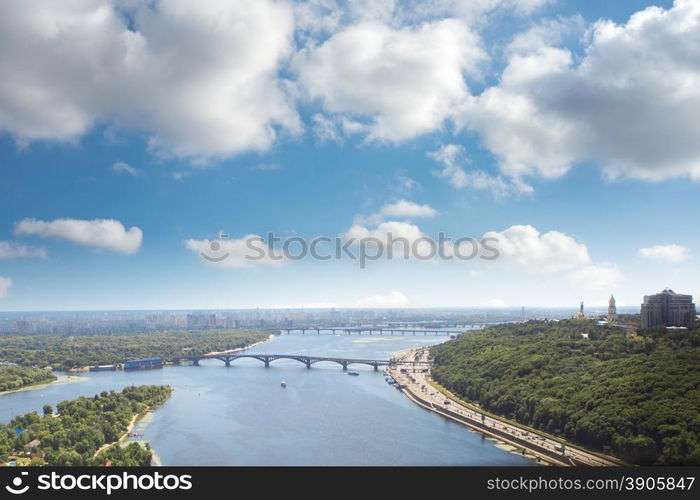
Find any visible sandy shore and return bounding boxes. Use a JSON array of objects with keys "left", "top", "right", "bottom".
[
  {"left": 0, "top": 374, "right": 84, "bottom": 396},
  {"left": 205, "top": 337, "right": 270, "bottom": 356},
  {"left": 93, "top": 410, "right": 147, "bottom": 459}
]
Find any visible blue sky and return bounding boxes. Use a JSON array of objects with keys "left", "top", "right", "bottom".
[{"left": 1, "top": 0, "right": 698, "bottom": 311}]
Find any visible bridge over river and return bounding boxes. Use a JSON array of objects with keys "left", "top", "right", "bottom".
[
  {"left": 279, "top": 328, "right": 465, "bottom": 336},
  {"left": 170, "top": 353, "right": 433, "bottom": 371}
]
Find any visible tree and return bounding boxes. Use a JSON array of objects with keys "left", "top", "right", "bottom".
[{"left": 42, "top": 405, "right": 53, "bottom": 417}]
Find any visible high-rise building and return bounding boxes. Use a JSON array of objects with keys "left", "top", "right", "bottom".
[
  {"left": 641, "top": 289, "right": 696, "bottom": 329},
  {"left": 607, "top": 294, "right": 617, "bottom": 323}
]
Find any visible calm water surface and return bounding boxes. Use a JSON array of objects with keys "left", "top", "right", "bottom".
[{"left": 0, "top": 332, "right": 536, "bottom": 466}]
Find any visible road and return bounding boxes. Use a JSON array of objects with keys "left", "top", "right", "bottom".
[{"left": 385, "top": 347, "right": 622, "bottom": 467}]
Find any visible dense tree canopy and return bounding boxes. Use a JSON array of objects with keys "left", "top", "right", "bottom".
[
  {"left": 431, "top": 320, "right": 700, "bottom": 465},
  {"left": 0, "top": 365, "right": 56, "bottom": 392},
  {"left": 0, "top": 385, "right": 172, "bottom": 466},
  {"left": 0, "top": 329, "right": 268, "bottom": 370}
]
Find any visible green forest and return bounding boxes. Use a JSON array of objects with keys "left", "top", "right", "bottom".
[
  {"left": 430, "top": 320, "right": 700, "bottom": 465},
  {"left": 0, "top": 365, "right": 56, "bottom": 392},
  {"left": 0, "top": 385, "right": 172, "bottom": 466},
  {"left": 0, "top": 329, "right": 269, "bottom": 370}
]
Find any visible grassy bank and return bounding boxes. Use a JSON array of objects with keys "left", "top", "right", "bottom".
[{"left": 430, "top": 320, "right": 700, "bottom": 465}]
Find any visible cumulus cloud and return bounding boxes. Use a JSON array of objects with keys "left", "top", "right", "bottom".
[
  {"left": 639, "top": 244, "right": 690, "bottom": 264},
  {"left": 0, "top": 0, "right": 299, "bottom": 160},
  {"left": 15, "top": 218, "right": 142, "bottom": 255},
  {"left": 566, "top": 263, "right": 623, "bottom": 291},
  {"left": 0, "top": 276, "right": 11, "bottom": 299},
  {"left": 343, "top": 219, "right": 440, "bottom": 260},
  {"left": 379, "top": 200, "right": 437, "bottom": 218},
  {"left": 482, "top": 224, "right": 590, "bottom": 272},
  {"left": 428, "top": 144, "right": 533, "bottom": 197},
  {"left": 294, "top": 19, "right": 484, "bottom": 141},
  {"left": 459, "top": 0, "right": 700, "bottom": 181},
  {"left": 112, "top": 161, "right": 139, "bottom": 176},
  {"left": 184, "top": 235, "right": 286, "bottom": 269},
  {"left": 356, "top": 291, "right": 409, "bottom": 308},
  {"left": 0, "top": 241, "right": 47, "bottom": 259}
]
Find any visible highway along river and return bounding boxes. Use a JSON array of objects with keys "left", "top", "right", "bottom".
[{"left": 0, "top": 331, "right": 537, "bottom": 466}]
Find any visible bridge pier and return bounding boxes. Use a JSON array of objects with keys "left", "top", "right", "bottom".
[
  {"left": 225, "top": 359, "right": 231, "bottom": 367},
  {"left": 264, "top": 359, "right": 270, "bottom": 367},
  {"left": 192, "top": 359, "right": 200, "bottom": 366},
  {"left": 373, "top": 364, "right": 378, "bottom": 371},
  {"left": 341, "top": 361, "right": 348, "bottom": 371},
  {"left": 305, "top": 360, "right": 311, "bottom": 369}
]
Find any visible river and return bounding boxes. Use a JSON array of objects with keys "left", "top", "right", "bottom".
[{"left": 0, "top": 331, "right": 537, "bottom": 466}]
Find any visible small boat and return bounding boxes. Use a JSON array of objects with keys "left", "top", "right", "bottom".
[
  {"left": 280, "top": 381, "right": 287, "bottom": 388},
  {"left": 347, "top": 371, "right": 359, "bottom": 376}
]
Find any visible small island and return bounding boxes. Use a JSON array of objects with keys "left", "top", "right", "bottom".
[{"left": 0, "top": 385, "right": 172, "bottom": 466}]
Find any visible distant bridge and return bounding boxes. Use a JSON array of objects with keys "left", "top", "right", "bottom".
[
  {"left": 170, "top": 353, "right": 433, "bottom": 371},
  {"left": 278, "top": 327, "right": 468, "bottom": 336}
]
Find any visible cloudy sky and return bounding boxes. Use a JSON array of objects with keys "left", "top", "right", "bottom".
[{"left": 1, "top": 0, "right": 699, "bottom": 310}]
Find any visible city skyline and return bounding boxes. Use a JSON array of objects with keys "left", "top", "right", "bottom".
[{"left": 2, "top": 0, "right": 699, "bottom": 311}]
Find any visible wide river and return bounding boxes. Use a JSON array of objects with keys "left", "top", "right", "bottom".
[{"left": 0, "top": 331, "right": 536, "bottom": 466}]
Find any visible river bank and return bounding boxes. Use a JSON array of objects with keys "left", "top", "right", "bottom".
[
  {"left": 386, "top": 347, "right": 624, "bottom": 467},
  {"left": 0, "top": 374, "right": 84, "bottom": 396},
  {"left": 60, "top": 335, "right": 274, "bottom": 372},
  {"left": 93, "top": 409, "right": 152, "bottom": 459},
  {"left": 204, "top": 336, "right": 272, "bottom": 356}
]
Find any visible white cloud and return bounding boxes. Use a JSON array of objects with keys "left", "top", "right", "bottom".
[
  {"left": 0, "top": 276, "right": 11, "bottom": 299},
  {"left": 482, "top": 224, "right": 590, "bottom": 272},
  {"left": 0, "top": 241, "right": 47, "bottom": 259},
  {"left": 459, "top": 0, "right": 700, "bottom": 181},
  {"left": 311, "top": 113, "right": 343, "bottom": 144},
  {"left": 428, "top": 144, "right": 533, "bottom": 197},
  {"left": 639, "top": 244, "right": 690, "bottom": 264},
  {"left": 345, "top": 220, "right": 425, "bottom": 243},
  {"left": 171, "top": 171, "right": 192, "bottom": 181},
  {"left": 184, "top": 235, "right": 286, "bottom": 269},
  {"left": 294, "top": 19, "right": 484, "bottom": 141},
  {"left": 356, "top": 291, "right": 409, "bottom": 308},
  {"left": 343, "top": 219, "right": 439, "bottom": 260},
  {"left": 391, "top": 172, "right": 419, "bottom": 196},
  {"left": 380, "top": 200, "right": 437, "bottom": 218},
  {"left": 484, "top": 298, "right": 507, "bottom": 307},
  {"left": 567, "top": 263, "right": 623, "bottom": 291},
  {"left": 112, "top": 161, "right": 139, "bottom": 176},
  {"left": 0, "top": 0, "right": 299, "bottom": 160},
  {"left": 15, "top": 218, "right": 142, "bottom": 255}
]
